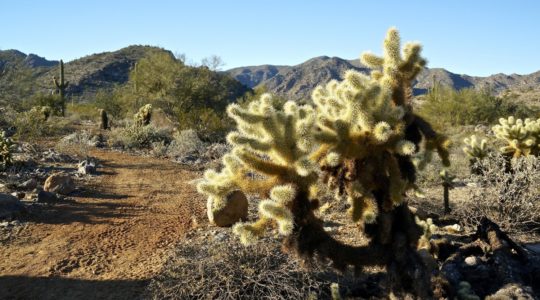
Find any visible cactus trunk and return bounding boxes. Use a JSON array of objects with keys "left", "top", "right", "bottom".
[{"left": 53, "top": 60, "right": 69, "bottom": 117}]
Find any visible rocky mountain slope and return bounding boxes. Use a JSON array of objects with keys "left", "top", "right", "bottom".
[
  {"left": 226, "top": 56, "right": 540, "bottom": 101},
  {"left": 0, "top": 46, "right": 176, "bottom": 102},
  {"left": 2, "top": 46, "right": 539, "bottom": 104}
]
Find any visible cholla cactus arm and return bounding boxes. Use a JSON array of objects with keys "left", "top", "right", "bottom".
[
  {"left": 312, "top": 28, "right": 449, "bottom": 224},
  {"left": 463, "top": 135, "right": 489, "bottom": 159},
  {"left": 198, "top": 93, "right": 320, "bottom": 244}
]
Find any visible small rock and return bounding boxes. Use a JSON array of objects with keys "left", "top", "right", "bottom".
[
  {"left": 207, "top": 190, "right": 248, "bottom": 227},
  {"left": 0, "top": 193, "right": 26, "bottom": 220},
  {"left": 213, "top": 232, "right": 228, "bottom": 242},
  {"left": 37, "top": 190, "right": 58, "bottom": 203},
  {"left": 11, "top": 192, "right": 25, "bottom": 199},
  {"left": 464, "top": 256, "right": 478, "bottom": 266},
  {"left": 44, "top": 173, "right": 75, "bottom": 195},
  {"left": 18, "top": 178, "right": 37, "bottom": 190},
  {"left": 443, "top": 224, "right": 462, "bottom": 233},
  {"left": 78, "top": 159, "right": 97, "bottom": 175}
]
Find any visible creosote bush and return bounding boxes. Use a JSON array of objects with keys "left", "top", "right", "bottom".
[
  {"left": 108, "top": 123, "right": 171, "bottom": 149},
  {"left": 454, "top": 153, "right": 540, "bottom": 235},
  {"left": 197, "top": 28, "right": 450, "bottom": 297}
]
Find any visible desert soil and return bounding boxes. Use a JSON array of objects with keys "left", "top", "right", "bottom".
[{"left": 0, "top": 150, "right": 206, "bottom": 300}]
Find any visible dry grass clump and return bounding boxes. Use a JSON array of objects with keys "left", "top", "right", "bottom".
[
  {"left": 146, "top": 235, "right": 375, "bottom": 300},
  {"left": 454, "top": 153, "right": 540, "bottom": 235}
]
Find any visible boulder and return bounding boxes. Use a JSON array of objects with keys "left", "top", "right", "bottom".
[
  {"left": 0, "top": 193, "right": 25, "bottom": 220},
  {"left": 78, "top": 159, "right": 96, "bottom": 175},
  {"left": 207, "top": 190, "right": 248, "bottom": 227},
  {"left": 44, "top": 173, "right": 75, "bottom": 195}
]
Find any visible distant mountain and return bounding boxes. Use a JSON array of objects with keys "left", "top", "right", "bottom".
[
  {"left": 0, "top": 46, "right": 178, "bottom": 102},
  {"left": 226, "top": 57, "right": 540, "bottom": 103},
  {"left": 2, "top": 46, "right": 539, "bottom": 106}
]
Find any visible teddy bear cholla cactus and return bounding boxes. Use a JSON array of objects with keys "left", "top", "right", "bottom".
[
  {"left": 493, "top": 116, "right": 540, "bottom": 157},
  {"left": 198, "top": 28, "right": 450, "bottom": 297},
  {"left": 463, "top": 117, "right": 540, "bottom": 162},
  {"left": 134, "top": 104, "right": 152, "bottom": 126},
  {"left": 0, "top": 131, "right": 14, "bottom": 171}
]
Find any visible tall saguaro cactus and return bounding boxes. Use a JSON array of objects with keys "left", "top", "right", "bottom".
[{"left": 53, "top": 60, "right": 69, "bottom": 117}]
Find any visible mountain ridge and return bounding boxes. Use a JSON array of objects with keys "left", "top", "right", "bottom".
[{"left": 1, "top": 46, "right": 539, "bottom": 105}]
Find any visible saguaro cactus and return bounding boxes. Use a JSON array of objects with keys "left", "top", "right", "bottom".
[
  {"left": 53, "top": 60, "right": 69, "bottom": 117},
  {"left": 198, "top": 28, "right": 450, "bottom": 297},
  {"left": 100, "top": 109, "right": 109, "bottom": 130}
]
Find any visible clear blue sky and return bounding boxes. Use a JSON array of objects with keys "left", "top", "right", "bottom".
[{"left": 1, "top": 0, "right": 539, "bottom": 76}]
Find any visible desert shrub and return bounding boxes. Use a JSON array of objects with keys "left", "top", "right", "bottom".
[
  {"left": 454, "top": 153, "right": 540, "bottom": 235},
  {"left": 14, "top": 109, "right": 70, "bottom": 139},
  {"left": 418, "top": 84, "right": 536, "bottom": 129},
  {"left": 0, "top": 131, "right": 15, "bottom": 171},
  {"left": 0, "top": 106, "right": 18, "bottom": 131},
  {"left": 25, "top": 92, "right": 63, "bottom": 116},
  {"left": 166, "top": 129, "right": 206, "bottom": 158},
  {"left": 67, "top": 102, "right": 101, "bottom": 121},
  {"left": 108, "top": 124, "right": 171, "bottom": 149},
  {"left": 94, "top": 89, "right": 125, "bottom": 118},
  {"left": 55, "top": 130, "right": 104, "bottom": 157},
  {"left": 146, "top": 237, "right": 346, "bottom": 300}
]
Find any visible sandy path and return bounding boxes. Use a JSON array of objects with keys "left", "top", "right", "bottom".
[{"left": 0, "top": 150, "right": 205, "bottom": 299}]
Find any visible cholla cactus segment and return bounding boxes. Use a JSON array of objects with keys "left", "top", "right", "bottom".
[
  {"left": 463, "top": 135, "right": 489, "bottom": 159},
  {"left": 416, "top": 217, "right": 437, "bottom": 250},
  {"left": 492, "top": 116, "right": 540, "bottom": 157},
  {"left": 0, "top": 131, "right": 14, "bottom": 171},
  {"left": 134, "top": 104, "right": 152, "bottom": 126},
  {"left": 198, "top": 93, "right": 320, "bottom": 243},
  {"left": 439, "top": 169, "right": 456, "bottom": 186}
]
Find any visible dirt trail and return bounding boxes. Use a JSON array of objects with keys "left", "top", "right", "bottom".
[{"left": 0, "top": 150, "right": 206, "bottom": 299}]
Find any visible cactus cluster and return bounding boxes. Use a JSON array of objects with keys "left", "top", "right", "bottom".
[
  {"left": 0, "top": 131, "right": 14, "bottom": 171},
  {"left": 493, "top": 116, "right": 540, "bottom": 157},
  {"left": 197, "top": 28, "right": 450, "bottom": 297},
  {"left": 134, "top": 104, "right": 152, "bottom": 126},
  {"left": 463, "top": 117, "right": 540, "bottom": 162}
]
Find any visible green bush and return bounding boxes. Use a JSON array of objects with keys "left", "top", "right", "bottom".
[
  {"left": 14, "top": 109, "right": 70, "bottom": 139},
  {"left": 418, "top": 84, "right": 537, "bottom": 129},
  {"left": 108, "top": 124, "right": 171, "bottom": 149}
]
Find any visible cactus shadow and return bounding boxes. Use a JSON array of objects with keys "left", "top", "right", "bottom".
[{"left": 0, "top": 275, "right": 147, "bottom": 300}]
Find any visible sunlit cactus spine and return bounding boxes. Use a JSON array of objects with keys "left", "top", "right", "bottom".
[
  {"left": 134, "top": 104, "right": 152, "bottom": 126},
  {"left": 0, "top": 131, "right": 14, "bottom": 171},
  {"left": 197, "top": 28, "right": 450, "bottom": 297},
  {"left": 53, "top": 60, "right": 69, "bottom": 117}
]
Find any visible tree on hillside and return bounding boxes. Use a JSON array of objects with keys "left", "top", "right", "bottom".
[{"left": 115, "top": 50, "right": 248, "bottom": 138}]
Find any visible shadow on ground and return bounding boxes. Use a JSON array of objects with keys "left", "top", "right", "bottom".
[{"left": 0, "top": 275, "right": 148, "bottom": 300}]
